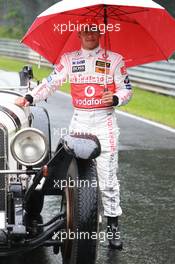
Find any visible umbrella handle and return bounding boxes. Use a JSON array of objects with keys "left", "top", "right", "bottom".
[
  {"left": 103, "top": 86, "right": 108, "bottom": 92},
  {"left": 103, "top": 5, "right": 108, "bottom": 93}
]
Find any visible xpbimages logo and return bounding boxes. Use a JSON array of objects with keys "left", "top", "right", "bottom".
[
  {"left": 52, "top": 229, "right": 120, "bottom": 243},
  {"left": 53, "top": 178, "right": 120, "bottom": 190},
  {"left": 53, "top": 21, "right": 121, "bottom": 35}
]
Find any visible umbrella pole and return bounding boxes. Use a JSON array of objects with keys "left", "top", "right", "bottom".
[{"left": 103, "top": 5, "right": 108, "bottom": 92}]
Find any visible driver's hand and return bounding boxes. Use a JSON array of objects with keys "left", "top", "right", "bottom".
[
  {"left": 102, "top": 91, "right": 113, "bottom": 105},
  {"left": 15, "top": 97, "right": 30, "bottom": 107}
]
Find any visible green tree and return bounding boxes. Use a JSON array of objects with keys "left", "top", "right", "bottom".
[
  {"left": 155, "top": 0, "right": 175, "bottom": 17},
  {"left": 0, "top": 0, "right": 58, "bottom": 38}
]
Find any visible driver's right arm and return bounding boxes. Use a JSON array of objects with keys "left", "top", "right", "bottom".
[{"left": 15, "top": 55, "right": 68, "bottom": 106}]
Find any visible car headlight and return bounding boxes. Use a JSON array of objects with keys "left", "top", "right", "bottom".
[{"left": 11, "top": 128, "right": 48, "bottom": 166}]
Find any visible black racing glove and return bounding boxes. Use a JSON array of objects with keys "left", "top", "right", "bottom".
[
  {"left": 112, "top": 95, "right": 119, "bottom": 106},
  {"left": 25, "top": 94, "right": 34, "bottom": 104}
]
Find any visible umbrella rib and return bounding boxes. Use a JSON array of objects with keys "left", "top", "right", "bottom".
[
  {"left": 105, "top": 7, "right": 137, "bottom": 25},
  {"left": 107, "top": 6, "right": 149, "bottom": 24},
  {"left": 108, "top": 8, "right": 148, "bottom": 24},
  {"left": 108, "top": 6, "right": 148, "bottom": 16},
  {"left": 85, "top": 6, "right": 104, "bottom": 17},
  {"left": 63, "top": 6, "right": 104, "bottom": 18}
]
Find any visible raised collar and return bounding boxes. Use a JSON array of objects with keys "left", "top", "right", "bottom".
[{"left": 81, "top": 46, "right": 101, "bottom": 58}]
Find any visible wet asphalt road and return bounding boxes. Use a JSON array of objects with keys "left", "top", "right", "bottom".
[{"left": 1, "top": 91, "right": 175, "bottom": 264}]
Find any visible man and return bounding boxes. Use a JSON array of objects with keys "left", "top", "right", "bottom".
[{"left": 16, "top": 18, "right": 132, "bottom": 250}]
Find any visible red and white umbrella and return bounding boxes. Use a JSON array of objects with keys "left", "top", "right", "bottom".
[{"left": 22, "top": 0, "right": 175, "bottom": 67}]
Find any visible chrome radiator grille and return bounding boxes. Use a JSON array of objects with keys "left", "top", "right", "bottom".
[{"left": 0, "top": 124, "right": 8, "bottom": 214}]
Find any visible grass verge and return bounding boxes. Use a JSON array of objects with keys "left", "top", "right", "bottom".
[
  {"left": 120, "top": 87, "right": 175, "bottom": 128},
  {"left": 0, "top": 56, "right": 175, "bottom": 128},
  {"left": 0, "top": 56, "right": 52, "bottom": 80}
]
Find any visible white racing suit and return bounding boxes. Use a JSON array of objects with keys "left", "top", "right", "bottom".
[{"left": 29, "top": 46, "right": 132, "bottom": 217}]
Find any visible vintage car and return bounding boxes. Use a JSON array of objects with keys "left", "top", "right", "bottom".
[{"left": 0, "top": 68, "right": 100, "bottom": 264}]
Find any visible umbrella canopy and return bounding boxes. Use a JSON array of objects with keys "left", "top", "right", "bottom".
[{"left": 22, "top": 0, "right": 175, "bottom": 67}]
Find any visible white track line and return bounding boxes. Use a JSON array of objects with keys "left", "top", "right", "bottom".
[
  {"left": 116, "top": 110, "right": 175, "bottom": 133},
  {"left": 57, "top": 90, "right": 175, "bottom": 134}
]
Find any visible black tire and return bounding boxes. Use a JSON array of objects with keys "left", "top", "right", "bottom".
[
  {"left": 24, "top": 190, "right": 44, "bottom": 216},
  {"left": 61, "top": 158, "right": 99, "bottom": 264}
]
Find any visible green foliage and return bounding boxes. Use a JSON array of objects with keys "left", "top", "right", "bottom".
[
  {"left": 171, "top": 53, "right": 175, "bottom": 60},
  {"left": 0, "top": 56, "right": 52, "bottom": 80},
  {"left": 0, "top": 0, "right": 27, "bottom": 38},
  {"left": 120, "top": 87, "right": 175, "bottom": 128},
  {"left": 0, "top": 0, "right": 58, "bottom": 38},
  {"left": 155, "top": 0, "right": 175, "bottom": 17},
  {"left": 0, "top": 26, "right": 24, "bottom": 39}
]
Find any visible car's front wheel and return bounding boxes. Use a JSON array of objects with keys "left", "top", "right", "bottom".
[{"left": 61, "top": 158, "right": 99, "bottom": 264}]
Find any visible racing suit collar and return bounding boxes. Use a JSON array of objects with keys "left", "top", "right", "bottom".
[{"left": 81, "top": 46, "right": 101, "bottom": 58}]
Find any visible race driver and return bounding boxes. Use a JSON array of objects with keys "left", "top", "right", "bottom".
[{"left": 16, "top": 18, "right": 132, "bottom": 250}]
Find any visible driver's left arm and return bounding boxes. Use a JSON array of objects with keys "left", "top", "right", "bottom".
[
  {"left": 25, "top": 54, "right": 68, "bottom": 104},
  {"left": 113, "top": 57, "right": 132, "bottom": 106}
]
